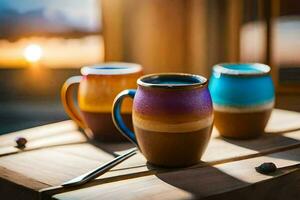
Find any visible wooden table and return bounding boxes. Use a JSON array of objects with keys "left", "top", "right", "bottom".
[{"left": 0, "top": 109, "right": 300, "bottom": 200}]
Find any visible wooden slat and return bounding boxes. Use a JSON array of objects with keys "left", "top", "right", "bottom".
[
  {"left": 0, "top": 144, "right": 115, "bottom": 187},
  {"left": 226, "top": 0, "right": 242, "bottom": 62},
  {"left": 41, "top": 109, "right": 300, "bottom": 198},
  {"left": 185, "top": 0, "right": 208, "bottom": 76},
  {"left": 0, "top": 109, "right": 300, "bottom": 200},
  {"left": 64, "top": 114, "right": 300, "bottom": 178},
  {"left": 50, "top": 143, "right": 116, "bottom": 162},
  {"left": 0, "top": 130, "right": 87, "bottom": 157},
  {"left": 52, "top": 147, "right": 300, "bottom": 200},
  {"left": 0, "top": 121, "right": 79, "bottom": 148},
  {"left": 107, "top": 0, "right": 187, "bottom": 74},
  {"left": 265, "top": 109, "right": 300, "bottom": 133},
  {"left": 101, "top": 0, "right": 124, "bottom": 61},
  {"left": 94, "top": 126, "right": 300, "bottom": 181}
]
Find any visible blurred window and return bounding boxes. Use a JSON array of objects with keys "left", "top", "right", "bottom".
[
  {"left": 0, "top": 0, "right": 103, "bottom": 68},
  {"left": 240, "top": 0, "right": 300, "bottom": 86},
  {"left": 0, "top": 0, "right": 103, "bottom": 134}
]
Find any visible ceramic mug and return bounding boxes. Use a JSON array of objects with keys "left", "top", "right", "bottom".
[
  {"left": 112, "top": 73, "right": 214, "bottom": 167},
  {"left": 209, "top": 63, "right": 275, "bottom": 139},
  {"left": 61, "top": 62, "right": 142, "bottom": 142}
]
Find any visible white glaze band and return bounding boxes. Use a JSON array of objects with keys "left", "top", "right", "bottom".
[
  {"left": 81, "top": 62, "right": 142, "bottom": 75},
  {"left": 213, "top": 100, "right": 274, "bottom": 113}
]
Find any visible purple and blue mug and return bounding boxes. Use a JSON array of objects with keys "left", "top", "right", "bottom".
[{"left": 112, "top": 73, "right": 214, "bottom": 167}]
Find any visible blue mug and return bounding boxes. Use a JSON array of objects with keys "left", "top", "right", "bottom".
[{"left": 209, "top": 63, "right": 275, "bottom": 139}]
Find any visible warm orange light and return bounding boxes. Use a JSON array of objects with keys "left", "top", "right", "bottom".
[{"left": 24, "top": 44, "right": 43, "bottom": 63}]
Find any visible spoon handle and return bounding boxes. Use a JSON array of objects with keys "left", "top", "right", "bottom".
[{"left": 62, "top": 148, "right": 137, "bottom": 187}]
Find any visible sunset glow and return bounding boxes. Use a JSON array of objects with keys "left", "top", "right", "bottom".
[
  {"left": 24, "top": 44, "right": 43, "bottom": 63},
  {"left": 0, "top": 36, "right": 104, "bottom": 68}
]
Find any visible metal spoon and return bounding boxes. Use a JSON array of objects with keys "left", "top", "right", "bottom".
[{"left": 62, "top": 147, "right": 137, "bottom": 187}]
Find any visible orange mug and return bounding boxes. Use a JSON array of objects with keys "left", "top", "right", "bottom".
[{"left": 61, "top": 62, "right": 142, "bottom": 142}]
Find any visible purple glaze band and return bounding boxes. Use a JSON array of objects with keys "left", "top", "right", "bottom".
[
  {"left": 133, "top": 87, "right": 213, "bottom": 118},
  {"left": 132, "top": 73, "right": 214, "bottom": 132}
]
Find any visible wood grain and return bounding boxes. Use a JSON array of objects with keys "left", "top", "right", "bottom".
[
  {"left": 0, "top": 121, "right": 78, "bottom": 147},
  {"left": 101, "top": 0, "right": 124, "bottom": 61},
  {"left": 52, "top": 147, "right": 300, "bottom": 200},
  {"left": 0, "top": 109, "right": 299, "bottom": 200},
  {"left": 101, "top": 0, "right": 244, "bottom": 76},
  {"left": 0, "top": 130, "right": 86, "bottom": 157},
  {"left": 42, "top": 109, "right": 300, "bottom": 198}
]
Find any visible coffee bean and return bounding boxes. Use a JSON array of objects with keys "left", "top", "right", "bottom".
[
  {"left": 255, "top": 162, "right": 277, "bottom": 174},
  {"left": 15, "top": 137, "right": 27, "bottom": 149}
]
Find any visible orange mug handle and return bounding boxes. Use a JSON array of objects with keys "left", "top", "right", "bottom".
[{"left": 61, "top": 76, "right": 86, "bottom": 129}]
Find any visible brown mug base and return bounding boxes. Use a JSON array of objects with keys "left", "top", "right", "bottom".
[
  {"left": 81, "top": 111, "right": 133, "bottom": 143},
  {"left": 214, "top": 109, "right": 272, "bottom": 139},
  {"left": 134, "top": 126, "right": 212, "bottom": 167}
]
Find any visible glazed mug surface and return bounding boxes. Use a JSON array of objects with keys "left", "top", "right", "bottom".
[
  {"left": 61, "top": 62, "right": 142, "bottom": 142},
  {"left": 209, "top": 63, "right": 275, "bottom": 139},
  {"left": 112, "top": 73, "right": 214, "bottom": 167}
]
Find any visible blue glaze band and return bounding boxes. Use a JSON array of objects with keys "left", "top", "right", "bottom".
[
  {"left": 209, "top": 63, "right": 275, "bottom": 107},
  {"left": 112, "top": 89, "right": 138, "bottom": 145}
]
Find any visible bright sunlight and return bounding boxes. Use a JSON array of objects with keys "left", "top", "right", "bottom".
[{"left": 24, "top": 44, "right": 43, "bottom": 63}]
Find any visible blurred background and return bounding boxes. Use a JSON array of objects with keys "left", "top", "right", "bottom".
[{"left": 0, "top": 0, "right": 299, "bottom": 134}]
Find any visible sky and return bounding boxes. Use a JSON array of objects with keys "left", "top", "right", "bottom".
[{"left": 0, "top": 0, "right": 101, "bottom": 31}]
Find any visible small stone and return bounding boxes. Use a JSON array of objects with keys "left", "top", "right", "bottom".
[
  {"left": 15, "top": 137, "right": 27, "bottom": 149},
  {"left": 255, "top": 162, "right": 277, "bottom": 174}
]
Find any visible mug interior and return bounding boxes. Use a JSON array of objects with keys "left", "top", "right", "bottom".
[
  {"left": 138, "top": 73, "right": 207, "bottom": 88},
  {"left": 213, "top": 63, "right": 270, "bottom": 76},
  {"left": 81, "top": 62, "right": 142, "bottom": 75}
]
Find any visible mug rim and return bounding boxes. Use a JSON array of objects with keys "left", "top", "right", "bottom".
[
  {"left": 213, "top": 63, "right": 271, "bottom": 77},
  {"left": 81, "top": 62, "right": 142, "bottom": 75},
  {"left": 137, "top": 73, "right": 207, "bottom": 89}
]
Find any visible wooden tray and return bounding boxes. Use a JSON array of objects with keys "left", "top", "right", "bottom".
[{"left": 0, "top": 109, "right": 300, "bottom": 200}]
